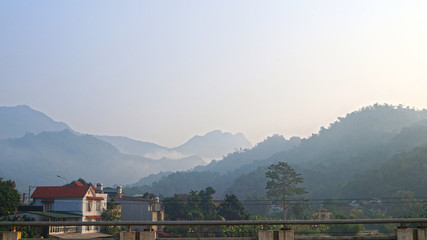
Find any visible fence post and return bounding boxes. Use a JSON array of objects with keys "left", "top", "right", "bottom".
[
  {"left": 139, "top": 230, "right": 156, "bottom": 240},
  {"left": 120, "top": 231, "right": 136, "bottom": 240},
  {"left": 416, "top": 227, "right": 427, "bottom": 240},
  {"left": 396, "top": 228, "right": 414, "bottom": 240},
  {"left": 0, "top": 232, "right": 21, "bottom": 240},
  {"left": 257, "top": 229, "right": 294, "bottom": 240}
]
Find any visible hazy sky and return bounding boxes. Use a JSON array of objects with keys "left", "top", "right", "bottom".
[{"left": 1, "top": 1, "right": 427, "bottom": 147}]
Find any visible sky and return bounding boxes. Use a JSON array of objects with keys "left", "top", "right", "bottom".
[{"left": 1, "top": 0, "right": 427, "bottom": 147}]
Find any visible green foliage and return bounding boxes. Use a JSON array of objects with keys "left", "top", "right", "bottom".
[
  {"left": 266, "top": 162, "right": 306, "bottom": 219},
  {"left": 101, "top": 202, "right": 122, "bottom": 238},
  {"left": 0, "top": 215, "right": 37, "bottom": 238},
  {"left": 327, "top": 214, "right": 364, "bottom": 236},
  {"left": 218, "top": 194, "right": 249, "bottom": 220},
  {"left": 163, "top": 225, "right": 191, "bottom": 237},
  {"left": 163, "top": 194, "right": 188, "bottom": 220},
  {"left": 141, "top": 192, "right": 157, "bottom": 199},
  {"left": 221, "top": 216, "right": 283, "bottom": 237},
  {"left": 293, "top": 224, "right": 329, "bottom": 235},
  {"left": 163, "top": 187, "right": 221, "bottom": 221},
  {"left": 0, "top": 178, "right": 20, "bottom": 216},
  {"left": 164, "top": 187, "right": 250, "bottom": 237},
  {"left": 387, "top": 191, "right": 425, "bottom": 218},
  {"left": 341, "top": 144, "right": 427, "bottom": 199},
  {"left": 243, "top": 192, "right": 271, "bottom": 217}
]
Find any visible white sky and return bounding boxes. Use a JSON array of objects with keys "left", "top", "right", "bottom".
[{"left": 1, "top": 0, "right": 427, "bottom": 147}]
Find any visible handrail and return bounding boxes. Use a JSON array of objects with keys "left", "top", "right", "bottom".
[{"left": 1, "top": 218, "right": 427, "bottom": 227}]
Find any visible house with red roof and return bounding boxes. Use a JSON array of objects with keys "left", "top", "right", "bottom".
[{"left": 20, "top": 181, "right": 108, "bottom": 237}]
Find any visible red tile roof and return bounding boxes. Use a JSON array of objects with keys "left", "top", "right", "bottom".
[
  {"left": 86, "top": 215, "right": 102, "bottom": 219},
  {"left": 72, "top": 181, "right": 84, "bottom": 186},
  {"left": 32, "top": 185, "right": 93, "bottom": 198}
]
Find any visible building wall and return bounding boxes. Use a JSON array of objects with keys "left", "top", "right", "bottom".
[
  {"left": 120, "top": 201, "right": 151, "bottom": 221},
  {"left": 33, "top": 199, "right": 83, "bottom": 213},
  {"left": 82, "top": 194, "right": 107, "bottom": 217}
]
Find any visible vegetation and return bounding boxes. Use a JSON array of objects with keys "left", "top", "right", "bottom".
[
  {"left": 0, "top": 178, "right": 20, "bottom": 216},
  {"left": 266, "top": 162, "right": 306, "bottom": 220},
  {"left": 340, "top": 144, "right": 427, "bottom": 199},
  {"left": 163, "top": 187, "right": 250, "bottom": 237},
  {"left": 125, "top": 104, "right": 427, "bottom": 205},
  {"left": 0, "top": 215, "right": 37, "bottom": 238},
  {"left": 327, "top": 214, "right": 364, "bottom": 236},
  {"left": 218, "top": 194, "right": 250, "bottom": 220},
  {"left": 101, "top": 201, "right": 122, "bottom": 238}
]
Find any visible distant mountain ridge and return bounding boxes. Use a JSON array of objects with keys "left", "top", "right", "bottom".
[
  {"left": 173, "top": 130, "right": 253, "bottom": 160},
  {"left": 0, "top": 105, "right": 70, "bottom": 139},
  {"left": 97, "top": 130, "right": 253, "bottom": 161},
  {"left": 95, "top": 135, "right": 188, "bottom": 160},
  {"left": 125, "top": 104, "right": 427, "bottom": 201},
  {"left": 0, "top": 105, "right": 254, "bottom": 191},
  {"left": 0, "top": 129, "right": 206, "bottom": 188}
]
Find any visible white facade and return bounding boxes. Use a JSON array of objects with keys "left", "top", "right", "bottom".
[{"left": 30, "top": 183, "right": 108, "bottom": 235}]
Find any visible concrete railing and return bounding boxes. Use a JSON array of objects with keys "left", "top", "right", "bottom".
[
  {"left": 1, "top": 218, "right": 427, "bottom": 227},
  {"left": 1, "top": 219, "right": 427, "bottom": 240}
]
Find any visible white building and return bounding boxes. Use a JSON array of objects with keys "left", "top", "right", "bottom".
[{"left": 23, "top": 181, "right": 108, "bottom": 237}]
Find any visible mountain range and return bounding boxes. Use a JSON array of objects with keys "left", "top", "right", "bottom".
[
  {"left": 125, "top": 104, "right": 427, "bottom": 204},
  {"left": 2, "top": 103, "right": 427, "bottom": 206},
  {"left": 0, "top": 105, "right": 252, "bottom": 190}
]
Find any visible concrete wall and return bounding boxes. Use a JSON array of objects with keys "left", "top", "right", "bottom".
[
  {"left": 0, "top": 232, "right": 21, "bottom": 240},
  {"left": 119, "top": 231, "right": 156, "bottom": 240},
  {"left": 120, "top": 202, "right": 151, "bottom": 221},
  {"left": 258, "top": 230, "right": 294, "bottom": 240}
]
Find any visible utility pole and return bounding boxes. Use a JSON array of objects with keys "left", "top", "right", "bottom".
[{"left": 28, "top": 186, "right": 36, "bottom": 204}]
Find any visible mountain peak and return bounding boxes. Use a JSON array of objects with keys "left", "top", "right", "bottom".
[
  {"left": 174, "top": 130, "right": 252, "bottom": 160},
  {"left": 0, "top": 105, "right": 71, "bottom": 140}
]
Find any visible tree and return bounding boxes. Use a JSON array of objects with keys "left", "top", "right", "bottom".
[
  {"left": 101, "top": 201, "right": 122, "bottom": 238},
  {"left": 0, "top": 178, "right": 20, "bottom": 216},
  {"left": 388, "top": 191, "right": 424, "bottom": 218},
  {"left": 76, "top": 178, "right": 93, "bottom": 186},
  {"left": 142, "top": 192, "right": 157, "bottom": 199},
  {"left": 219, "top": 194, "right": 250, "bottom": 220},
  {"left": 265, "top": 162, "right": 306, "bottom": 220},
  {"left": 244, "top": 193, "right": 271, "bottom": 217},
  {"left": 163, "top": 194, "right": 188, "bottom": 220},
  {"left": 327, "top": 214, "right": 363, "bottom": 236},
  {"left": 198, "top": 187, "right": 219, "bottom": 220}
]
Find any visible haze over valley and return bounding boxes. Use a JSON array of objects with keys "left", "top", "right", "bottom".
[{"left": 2, "top": 104, "right": 427, "bottom": 205}]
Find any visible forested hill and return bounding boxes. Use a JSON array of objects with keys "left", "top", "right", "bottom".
[
  {"left": 193, "top": 135, "right": 301, "bottom": 173},
  {"left": 125, "top": 134, "right": 300, "bottom": 196},
  {"left": 125, "top": 104, "right": 427, "bottom": 199},
  {"left": 340, "top": 142, "right": 427, "bottom": 198}
]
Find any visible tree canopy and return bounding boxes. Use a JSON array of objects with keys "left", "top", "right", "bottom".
[
  {"left": 266, "top": 162, "right": 306, "bottom": 219},
  {"left": 218, "top": 194, "right": 249, "bottom": 220},
  {"left": 0, "top": 178, "right": 20, "bottom": 216}
]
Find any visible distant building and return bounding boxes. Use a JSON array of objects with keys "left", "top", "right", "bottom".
[
  {"left": 314, "top": 208, "right": 332, "bottom": 220},
  {"left": 112, "top": 188, "right": 164, "bottom": 231},
  {"left": 18, "top": 181, "right": 108, "bottom": 238}
]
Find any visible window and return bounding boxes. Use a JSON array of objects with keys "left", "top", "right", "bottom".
[
  {"left": 87, "top": 200, "right": 92, "bottom": 212},
  {"left": 50, "top": 219, "right": 64, "bottom": 233},
  {"left": 96, "top": 201, "right": 100, "bottom": 211},
  {"left": 45, "top": 203, "right": 53, "bottom": 211}
]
